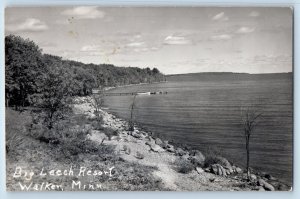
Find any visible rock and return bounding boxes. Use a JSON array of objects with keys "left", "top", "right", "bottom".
[
  {"left": 264, "top": 182, "right": 275, "bottom": 191},
  {"left": 236, "top": 167, "right": 243, "bottom": 174},
  {"left": 145, "top": 141, "right": 152, "bottom": 146},
  {"left": 220, "top": 166, "right": 227, "bottom": 176},
  {"left": 196, "top": 167, "right": 204, "bottom": 174},
  {"left": 166, "top": 145, "right": 175, "bottom": 153},
  {"left": 250, "top": 174, "right": 257, "bottom": 181},
  {"left": 216, "top": 156, "right": 232, "bottom": 171},
  {"left": 211, "top": 164, "right": 219, "bottom": 174},
  {"left": 181, "top": 154, "right": 190, "bottom": 161},
  {"left": 258, "top": 186, "right": 265, "bottom": 191},
  {"left": 264, "top": 173, "right": 276, "bottom": 180},
  {"left": 204, "top": 167, "right": 211, "bottom": 172},
  {"left": 110, "top": 136, "right": 119, "bottom": 141},
  {"left": 159, "top": 140, "right": 169, "bottom": 149},
  {"left": 210, "top": 164, "right": 226, "bottom": 176},
  {"left": 122, "top": 145, "right": 131, "bottom": 155},
  {"left": 175, "top": 148, "right": 186, "bottom": 156},
  {"left": 226, "top": 170, "right": 230, "bottom": 175},
  {"left": 258, "top": 179, "right": 266, "bottom": 186},
  {"left": 150, "top": 144, "right": 164, "bottom": 152},
  {"left": 217, "top": 166, "right": 223, "bottom": 176},
  {"left": 131, "top": 131, "right": 142, "bottom": 139},
  {"left": 83, "top": 124, "right": 93, "bottom": 131},
  {"left": 155, "top": 138, "right": 163, "bottom": 146},
  {"left": 135, "top": 152, "right": 144, "bottom": 159},
  {"left": 232, "top": 165, "right": 237, "bottom": 173},
  {"left": 258, "top": 179, "right": 275, "bottom": 191},
  {"left": 189, "top": 150, "right": 205, "bottom": 167}
]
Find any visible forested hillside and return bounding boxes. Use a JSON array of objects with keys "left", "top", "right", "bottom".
[{"left": 5, "top": 35, "right": 164, "bottom": 109}]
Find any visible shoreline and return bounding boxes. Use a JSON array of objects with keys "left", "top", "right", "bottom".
[{"left": 73, "top": 96, "right": 291, "bottom": 191}]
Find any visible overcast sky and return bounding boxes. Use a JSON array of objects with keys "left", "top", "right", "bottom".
[{"left": 5, "top": 7, "right": 292, "bottom": 74}]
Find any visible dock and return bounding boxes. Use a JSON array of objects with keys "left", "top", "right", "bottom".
[
  {"left": 92, "top": 89, "right": 167, "bottom": 96},
  {"left": 104, "top": 91, "right": 168, "bottom": 96}
]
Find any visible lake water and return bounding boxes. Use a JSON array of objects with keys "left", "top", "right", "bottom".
[{"left": 103, "top": 74, "right": 293, "bottom": 185}]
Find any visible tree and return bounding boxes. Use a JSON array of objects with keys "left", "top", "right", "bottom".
[
  {"left": 31, "top": 63, "right": 73, "bottom": 129},
  {"left": 90, "top": 88, "right": 105, "bottom": 127},
  {"left": 5, "top": 35, "right": 43, "bottom": 109},
  {"left": 128, "top": 94, "right": 137, "bottom": 131},
  {"left": 241, "top": 105, "right": 262, "bottom": 180}
]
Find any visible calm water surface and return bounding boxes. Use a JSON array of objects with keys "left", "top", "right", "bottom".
[{"left": 104, "top": 76, "right": 293, "bottom": 185}]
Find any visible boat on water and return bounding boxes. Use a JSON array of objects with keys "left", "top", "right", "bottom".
[{"left": 137, "top": 92, "right": 151, "bottom": 95}]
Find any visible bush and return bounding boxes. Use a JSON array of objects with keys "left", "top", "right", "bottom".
[
  {"left": 203, "top": 147, "right": 232, "bottom": 168},
  {"left": 174, "top": 158, "right": 194, "bottom": 174},
  {"left": 135, "top": 151, "right": 144, "bottom": 159},
  {"left": 6, "top": 132, "right": 26, "bottom": 154},
  {"left": 102, "top": 127, "right": 119, "bottom": 140},
  {"left": 91, "top": 120, "right": 104, "bottom": 130}
]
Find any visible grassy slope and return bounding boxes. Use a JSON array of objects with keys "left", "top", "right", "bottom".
[{"left": 5, "top": 108, "right": 165, "bottom": 191}]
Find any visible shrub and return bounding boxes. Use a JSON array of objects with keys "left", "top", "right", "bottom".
[
  {"left": 203, "top": 146, "right": 224, "bottom": 168},
  {"left": 174, "top": 158, "right": 194, "bottom": 174},
  {"left": 91, "top": 120, "right": 104, "bottom": 130},
  {"left": 135, "top": 151, "right": 144, "bottom": 159},
  {"left": 102, "top": 127, "right": 119, "bottom": 140},
  {"left": 6, "top": 132, "right": 26, "bottom": 154}
]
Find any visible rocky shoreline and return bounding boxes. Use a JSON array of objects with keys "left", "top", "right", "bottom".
[{"left": 73, "top": 96, "right": 291, "bottom": 191}]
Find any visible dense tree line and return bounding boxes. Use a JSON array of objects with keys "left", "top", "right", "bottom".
[{"left": 5, "top": 35, "right": 165, "bottom": 109}]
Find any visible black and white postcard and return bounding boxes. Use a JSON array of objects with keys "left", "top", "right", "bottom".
[{"left": 5, "top": 6, "right": 293, "bottom": 191}]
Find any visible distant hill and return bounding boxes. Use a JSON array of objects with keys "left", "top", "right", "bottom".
[{"left": 166, "top": 72, "right": 293, "bottom": 82}]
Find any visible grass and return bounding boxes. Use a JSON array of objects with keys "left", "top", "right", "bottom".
[{"left": 6, "top": 107, "right": 167, "bottom": 191}]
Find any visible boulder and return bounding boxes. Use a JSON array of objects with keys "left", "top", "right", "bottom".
[
  {"left": 196, "top": 167, "right": 204, "bottom": 174},
  {"left": 250, "top": 174, "right": 257, "bottom": 181},
  {"left": 258, "top": 179, "right": 266, "bottom": 186},
  {"left": 155, "top": 138, "right": 163, "bottom": 146},
  {"left": 131, "top": 131, "right": 142, "bottom": 139},
  {"left": 232, "top": 165, "right": 237, "bottom": 173},
  {"left": 122, "top": 145, "right": 131, "bottom": 155},
  {"left": 258, "top": 179, "right": 275, "bottom": 191},
  {"left": 166, "top": 145, "right": 175, "bottom": 153},
  {"left": 211, "top": 164, "right": 219, "bottom": 174},
  {"left": 264, "top": 182, "right": 275, "bottom": 191},
  {"left": 160, "top": 140, "right": 169, "bottom": 149},
  {"left": 175, "top": 148, "right": 186, "bottom": 156},
  {"left": 226, "top": 170, "right": 231, "bottom": 175},
  {"left": 258, "top": 186, "right": 265, "bottom": 191},
  {"left": 216, "top": 156, "right": 232, "bottom": 171},
  {"left": 189, "top": 150, "right": 205, "bottom": 167},
  {"left": 210, "top": 164, "right": 227, "bottom": 176},
  {"left": 264, "top": 173, "right": 276, "bottom": 180},
  {"left": 135, "top": 152, "right": 144, "bottom": 159},
  {"left": 236, "top": 167, "right": 243, "bottom": 174},
  {"left": 150, "top": 144, "right": 164, "bottom": 152},
  {"left": 220, "top": 166, "right": 227, "bottom": 176},
  {"left": 110, "top": 136, "right": 119, "bottom": 141}
]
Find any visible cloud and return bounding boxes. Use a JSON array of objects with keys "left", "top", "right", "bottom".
[
  {"left": 80, "top": 45, "right": 102, "bottom": 52},
  {"left": 210, "top": 34, "right": 232, "bottom": 41},
  {"left": 249, "top": 11, "right": 260, "bottom": 17},
  {"left": 236, "top": 27, "right": 255, "bottom": 34},
  {"left": 163, "top": 35, "right": 191, "bottom": 45},
  {"left": 212, "top": 12, "right": 229, "bottom": 21},
  {"left": 61, "top": 6, "right": 105, "bottom": 19},
  {"left": 6, "top": 18, "right": 48, "bottom": 32},
  {"left": 126, "top": 42, "right": 145, "bottom": 47}
]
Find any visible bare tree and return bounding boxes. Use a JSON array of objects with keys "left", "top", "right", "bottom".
[
  {"left": 241, "top": 105, "right": 262, "bottom": 180},
  {"left": 90, "top": 87, "right": 105, "bottom": 126},
  {"left": 128, "top": 94, "right": 137, "bottom": 131}
]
